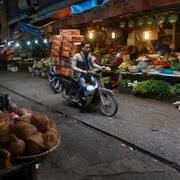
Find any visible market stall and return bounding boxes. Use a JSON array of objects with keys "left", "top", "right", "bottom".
[{"left": 73, "top": 11, "right": 180, "bottom": 100}]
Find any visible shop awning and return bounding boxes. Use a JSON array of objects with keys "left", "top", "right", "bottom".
[
  {"left": 49, "top": 7, "right": 71, "bottom": 19},
  {"left": 18, "top": 22, "right": 42, "bottom": 36},
  {"left": 70, "top": 0, "right": 109, "bottom": 14}
]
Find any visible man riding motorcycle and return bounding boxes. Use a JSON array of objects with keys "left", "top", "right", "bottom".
[{"left": 71, "top": 41, "right": 103, "bottom": 106}]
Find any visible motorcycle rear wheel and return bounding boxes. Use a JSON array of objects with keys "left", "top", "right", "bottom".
[
  {"left": 99, "top": 94, "right": 118, "bottom": 117},
  {"left": 49, "top": 76, "right": 61, "bottom": 93}
]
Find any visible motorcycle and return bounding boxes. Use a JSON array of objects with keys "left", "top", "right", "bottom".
[{"left": 49, "top": 65, "right": 118, "bottom": 117}]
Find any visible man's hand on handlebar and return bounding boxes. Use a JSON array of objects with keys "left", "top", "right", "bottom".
[
  {"left": 101, "top": 66, "right": 111, "bottom": 72},
  {"left": 81, "top": 70, "right": 88, "bottom": 74}
]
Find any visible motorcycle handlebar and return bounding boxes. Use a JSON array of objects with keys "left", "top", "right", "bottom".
[{"left": 87, "top": 69, "right": 102, "bottom": 75}]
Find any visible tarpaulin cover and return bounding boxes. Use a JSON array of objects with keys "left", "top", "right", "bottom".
[
  {"left": 18, "top": 22, "right": 42, "bottom": 36},
  {"left": 71, "top": 0, "right": 108, "bottom": 14}
]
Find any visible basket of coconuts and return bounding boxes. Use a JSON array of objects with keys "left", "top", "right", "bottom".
[{"left": 0, "top": 103, "right": 60, "bottom": 161}]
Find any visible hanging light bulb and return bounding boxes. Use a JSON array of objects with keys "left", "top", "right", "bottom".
[
  {"left": 112, "top": 32, "right": 116, "bottom": 39},
  {"left": 35, "top": 40, "right": 38, "bottom": 44},
  {"left": 143, "top": 31, "right": 150, "bottom": 40},
  {"left": 88, "top": 31, "right": 94, "bottom": 39},
  {"left": 16, "top": 42, "right": 20, "bottom": 47},
  {"left": 27, "top": 41, "right": 31, "bottom": 45},
  {"left": 43, "top": 39, "right": 48, "bottom": 43}
]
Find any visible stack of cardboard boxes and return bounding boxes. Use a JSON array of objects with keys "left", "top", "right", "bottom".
[{"left": 51, "top": 29, "right": 84, "bottom": 77}]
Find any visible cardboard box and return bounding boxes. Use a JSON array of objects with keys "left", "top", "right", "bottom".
[
  {"left": 71, "top": 44, "right": 79, "bottom": 56},
  {"left": 62, "top": 39, "right": 73, "bottom": 46},
  {"left": 60, "top": 58, "right": 71, "bottom": 68},
  {"left": 52, "top": 45, "right": 60, "bottom": 52},
  {"left": 53, "top": 35, "right": 63, "bottom": 41},
  {"left": 62, "top": 45, "right": 72, "bottom": 51},
  {"left": 52, "top": 50, "right": 59, "bottom": 57},
  {"left": 52, "top": 39, "right": 62, "bottom": 47},
  {"left": 52, "top": 56, "right": 60, "bottom": 65},
  {"left": 56, "top": 66, "right": 73, "bottom": 77},
  {"left": 60, "top": 29, "right": 80, "bottom": 36},
  {"left": 61, "top": 50, "right": 70, "bottom": 58},
  {"left": 63, "top": 35, "right": 84, "bottom": 42}
]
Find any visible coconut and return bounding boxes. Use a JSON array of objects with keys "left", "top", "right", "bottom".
[
  {"left": 16, "top": 108, "right": 28, "bottom": 117},
  {"left": 31, "top": 113, "right": 50, "bottom": 133},
  {"left": 6, "top": 134, "right": 26, "bottom": 156},
  {"left": 27, "top": 132, "right": 45, "bottom": 155},
  {"left": 43, "top": 130, "right": 59, "bottom": 150},
  {"left": 12, "top": 122, "right": 37, "bottom": 141},
  {"left": 8, "top": 103, "right": 18, "bottom": 113}
]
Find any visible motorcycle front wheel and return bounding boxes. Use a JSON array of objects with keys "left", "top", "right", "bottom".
[{"left": 99, "top": 93, "right": 118, "bottom": 117}]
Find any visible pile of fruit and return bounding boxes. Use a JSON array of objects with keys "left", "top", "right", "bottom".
[{"left": 0, "top": 103, "right": 60, "bottom": 157}]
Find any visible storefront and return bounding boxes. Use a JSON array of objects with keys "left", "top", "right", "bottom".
[{"left": 43, "top": 0, "right": 180, "bottom": 100}]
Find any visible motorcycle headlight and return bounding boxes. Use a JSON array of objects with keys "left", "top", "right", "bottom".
[{"left": 86, "top": 85, "right": 95, "bottom": 93}]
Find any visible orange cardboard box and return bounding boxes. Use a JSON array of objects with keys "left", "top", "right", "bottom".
[
  {"left": 53, "top": 35, "right": 63, "bottom": 41},
  {"left": 62, "top": 45, "right": 71, "bottom": 51},
  {"left": 52, "top": 45, "right": 60, "bottom": 52},
  {"left": 62, "top": 39, "right": 73, "bottom": 48},
  {"left": 71, "top": 44, "right": 79, "bottom": 56},
  {"left": 52, "top": 39, "right": 62, "bottom": 47},
  {"left": 63, "top": 35, "right": 84, "bottom": 42},
  {"left": 56, "top": 66, "right": 73, "bottom": 77},
  {"left": 60, "top": 59, "right": 71, "bottom": 68},
  {"left": 52, "top": 50, "right": 59, "bottom": 57},
  {"left": 52, "top": 56, "right": 60, "bottom": 65},
  {"left": 60, "top": 29, "right": 80, "bottom": 36},
  {"left": 61, "top": 50, "right": 70, "bottom": 58}
]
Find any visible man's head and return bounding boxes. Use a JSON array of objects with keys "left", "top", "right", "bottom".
[{"left": 81, "top": 41, "right": 90, "bottom": 56}]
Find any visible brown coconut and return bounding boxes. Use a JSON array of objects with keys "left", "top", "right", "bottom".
[
  {"left": 15, "top": 113, "right": 32, "bottom": 124},
  {"left": 12, "top": 122, "right": 37, "bottom": 141},
  {"left": 8, "top": 103, "right": 18, "bottom": 113},
  {"left": 16, "top": 108, "right": 28, "bottom": 117},
  {"left": 6, "top": 134, "right": 26, "bottom": 156},
  {"left": 31, "top": 113, "right": 51, "bottom": 133},
  {"left": 43, "top": 130, "right": 59, "bottom": 150},
  {"left": 0, "top": 120, "right": 15, "bottom": 143},
  {"left": 26, "top": 132, "right": 45, "bottom": 155}
]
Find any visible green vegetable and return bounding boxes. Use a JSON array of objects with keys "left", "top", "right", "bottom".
[
  {"left": 119, "top": 79, "right": 132, "bottom": 88},
  {"left": 170, "top": 84, "right": 180, "bottom": 97},
  {"left": 132, "top": 80, "right": 171, "bottom": 97},
  {"left": 170, "top": 62, "right": 180, "bottom": 70}
]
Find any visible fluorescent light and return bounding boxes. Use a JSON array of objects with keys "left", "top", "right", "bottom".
[
  {"left": 16, "top": 42, "right": 20, "bottom": 47},
  {"left": 0, "top": 45, "right": 5, "bottom": 48},
  {"left": 89, "top": 32, "right": 94, "bottom": 39},
  {"left": 27, "top": 41, "right": 31, "bottom": 45},
  {"left": 112, "top": 32, "right": 116, "bottom": 39},
  {"left": 144, "top": 31, "right": 150, "bottom": 40},
  {"left": 43, "top": 39, "right": 48, "bottom": 43},
  {"left": 8, "top": 42, "right": 11, "bottom": 46}
]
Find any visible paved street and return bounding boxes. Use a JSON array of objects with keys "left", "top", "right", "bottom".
[
  {"left": 0, "top": 71, "right": 180, "bottom": 179},
  {"left": 0, "top": 81, "right": 179, "bottom": 180},
  {"left": 0, "top": 72, "right": 180, "bottom": 166}
]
